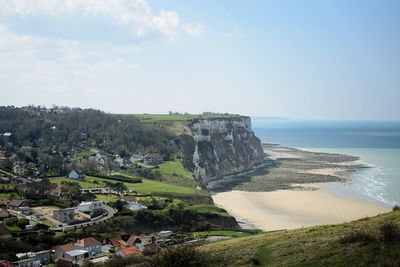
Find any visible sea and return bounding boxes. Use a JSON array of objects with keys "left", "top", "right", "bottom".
[{"left": 252, "top": 118, "right": 400, "bottom": 207}]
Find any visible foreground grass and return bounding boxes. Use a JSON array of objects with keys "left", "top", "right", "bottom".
[
  {"left": 193, "top": 230, "right": 255, "bottom": 238},
  {"left": 198, "top": 210, "right": 400, "bottom": 266}
]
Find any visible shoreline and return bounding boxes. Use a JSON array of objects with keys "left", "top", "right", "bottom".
[
  {"left": 210, "top": 144, "right": 392, "bottom": 231},
  {"left": 212, "top": 188, "right": 390, "bottom": 231}
]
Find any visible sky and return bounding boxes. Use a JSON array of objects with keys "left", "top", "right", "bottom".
[{"left": 0, "top": 0, "right": 399, "bottom": 120}]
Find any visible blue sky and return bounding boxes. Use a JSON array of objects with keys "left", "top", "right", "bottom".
[{"left": 0, "top": 0, "right": 399, "bottom": 120}]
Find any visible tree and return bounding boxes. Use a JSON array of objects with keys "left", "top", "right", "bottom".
[
  {"left": 113, "top": 200, "right": 125, "bottom": 212},
  {"left": 17, "top": 218, "right": 30, "bottom": 229}
]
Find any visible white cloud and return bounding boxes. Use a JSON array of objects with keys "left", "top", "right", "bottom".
[{"left": 0, "top": 0, "right": 204, "bottom": 39}]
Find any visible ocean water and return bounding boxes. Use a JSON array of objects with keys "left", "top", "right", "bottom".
[{"left": 252, "top": 118, "right": 400, "bottom": 206}]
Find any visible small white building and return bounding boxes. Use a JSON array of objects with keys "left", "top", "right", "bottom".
[
  {"left": 158, "top": 230, "right": 173, "bottom": 238},
  {"left": 67, "top": 170, "right": 85, "bottom": 179},
  {"left": 130, "top": 154, "right": 144, "bottom": 163},
  {"left": 77, "top": 201, "right": 104, "bottom": 212},
  {"left": 126, "top": 201, "right": 147, "bottom": 211}
]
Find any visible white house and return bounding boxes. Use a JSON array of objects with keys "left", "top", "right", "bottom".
[
  {"left": 130, "top": 154, "right": 144, "bottom": 163},
  {"left": 126, "top": 201, "right": 147, "bottom": 211},
  {"left": 67, "top": 170, "right": 85, "bottom": 179},
  {"left": 158, "top": 230, "right": 173, "bottom": 238},
  {"left": 77, "top": 201, "right": 103, "bottom": 212}
]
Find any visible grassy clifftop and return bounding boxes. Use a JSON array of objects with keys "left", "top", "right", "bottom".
[
  {"left": 133, "top": 113, "right": 243, "bottom": 135},
  {"left": 198, "top": 210, "right": 400, "bottom": 266}
]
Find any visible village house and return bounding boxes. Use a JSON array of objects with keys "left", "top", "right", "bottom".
[
  {"left": 158, "top": 230, "right": 173, "bottom": 238},
  {"left": 121, "top": 196, "right": 147, "bottom": 211},
  {"left": 144, "top": 153, "right": 164, "bottom": 165},
  {"left": 77, "top": 201, "right": 103, "bottom": 213},
  {"left": 12, "top": 162, "right": 25, "bottom": 176},
  {"left": 53, "top": 208, "right": 75, "bottom": 223},
  {"left": 59, "top": 249, "right": 90, "bottom": 266},
  {"left": 115, "top": 247, "right": 141, "bottom": 258},
  {"left": 14, "top": 250, "right": 50, "bottom": 267},
  {"left": 108, "top": 236, "right": 129, "bottom": 252},
  {"left": 130, "top": 154, "right": 144, "bottom": 163},
  {"left": 18, "top": 206, "right": 31, "bottom": 215},
  {"left": 67, "top": 170, "right": 85, "bottom": 179},
  {"left": 8, "top": 199, "right": 28, "bottom": 211},
  {"left": 127, "top": 234, "right": 156, "bottom": 252},
  {"left": 74, "top": 237, "right": 102, "bottom": 256},
  {"left": 55, "top": 243, "right": 76, "bottom": 260}
]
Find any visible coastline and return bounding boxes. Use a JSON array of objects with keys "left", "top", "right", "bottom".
[
  {"left": 212, "top": 188, "right": 390, "bottom": 231},
  {"left": 210, "top": 144, "right": 392, "bottom": 231}
]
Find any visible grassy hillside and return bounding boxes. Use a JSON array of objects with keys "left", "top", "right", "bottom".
[{"left": 198, "top": 210, "right": 400, "bottom": 266}]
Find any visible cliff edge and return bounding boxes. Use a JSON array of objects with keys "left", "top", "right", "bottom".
[{"left": 178, "top": 116, "right": 265, "bottom": 183}]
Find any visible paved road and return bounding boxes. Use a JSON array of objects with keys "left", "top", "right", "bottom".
[{"left": 56, "top": 205, "right": 116, "bottom": 231}]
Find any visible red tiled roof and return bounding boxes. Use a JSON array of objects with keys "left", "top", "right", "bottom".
[
  {"left": 109, "top": 236, "right": 122, "bottom": 247},
  {"left": 59, "top": 243, "right": 76, "bottom": 253},
  {"left": 120, "top": 247, "right": 141, "bottom": 256},
  {"left": 75, "top": 237, "right": 101, "bottom": 247},
  {"left": 118, "top": 240, "right": 129, "bottom": 247}
]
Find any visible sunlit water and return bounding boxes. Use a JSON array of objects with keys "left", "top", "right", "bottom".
[{"left": 252, "top": 118, "right": 400, "bottom": 206}]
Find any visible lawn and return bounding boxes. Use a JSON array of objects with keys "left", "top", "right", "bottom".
[
  {"left": 0, "top": 192, "right": 21, "bottom": 199},
  {"left": 159, "top": 161, "right": 193, "bottom": 179},
  {"left": 3, "top": 223, "right": 22, "bottom": 232},
  {"left": 126, "top": 179, "right": 198, "bottom": 195},
  {"left": 188, "top": 204, "right": 229, "bottom": 215},
  {"left": 41, "top": 219, "right": 55, "bottom": 227},
  {"left": 95, "top": 194, "right": 119, "bottom": 204},
  {"left": 50, "top": 176, "right": 108, "bottom": 188},
  {"left": 49, "top": 176, "right": 203, "bottom": 196}
]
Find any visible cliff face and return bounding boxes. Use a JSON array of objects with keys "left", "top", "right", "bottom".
[{"left": 179, "top": 117, "right": 264, "bottom": 183}]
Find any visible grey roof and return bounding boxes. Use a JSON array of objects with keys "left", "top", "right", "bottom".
[
  {"left": 66, "top": 249, "right": 89, "bottom": 257},
  {"left": 9, "top": 199, "right": 26, "bottom": 207}
]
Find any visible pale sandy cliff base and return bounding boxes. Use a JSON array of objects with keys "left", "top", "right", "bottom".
[{"left": 212, "top": 189, "right": 390, "bottom": 231}]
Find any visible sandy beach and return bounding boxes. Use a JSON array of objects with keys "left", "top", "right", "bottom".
[{"left": 212, "top": 189, "right": 390, "bottom": 231}]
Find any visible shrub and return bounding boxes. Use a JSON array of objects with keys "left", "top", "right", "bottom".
[
  {"left": 393, "top": 205, "right": 400, "bottom": 211},
  {"left": 17, "top": 218, "right": 30, "bottom": 229},
  {"left": 146, "top": 245, "right": 208, "bottom": 267},
  {"left": 379, "top": 222, "right": 400, "bottom": 242},
  {"left": 339, "top": 229, "right": 375, "bottom": 244}
]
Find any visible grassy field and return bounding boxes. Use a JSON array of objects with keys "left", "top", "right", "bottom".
[
  {"left": 159, "top": 161, "right": 193, "bottom": 179},
  {"left": 95, "top": 194, "right": 119, "bottom": 204},
  {"left": 49, "top": 176, "right": 204, "bottom": 196},
  {"left": 198, "top": 210, "right": 400, "bottom": 266},
  {"left": 0, "top": 192, "right": 21, "bottom": 199},
  {"left": 3, "top": 223, "right": 22, "bottom": 232},
  {"left": 188, "top": 204, "right": 229, "bottom": 215},
  {"left": 41, "top": 219, "right": 55, "bottom": 227},
  {"left": 158, "top": 160, "right": 198, "bottom": 188},
  {"left": 133, "top": 114, "right": 240, "bottom": 135}
]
